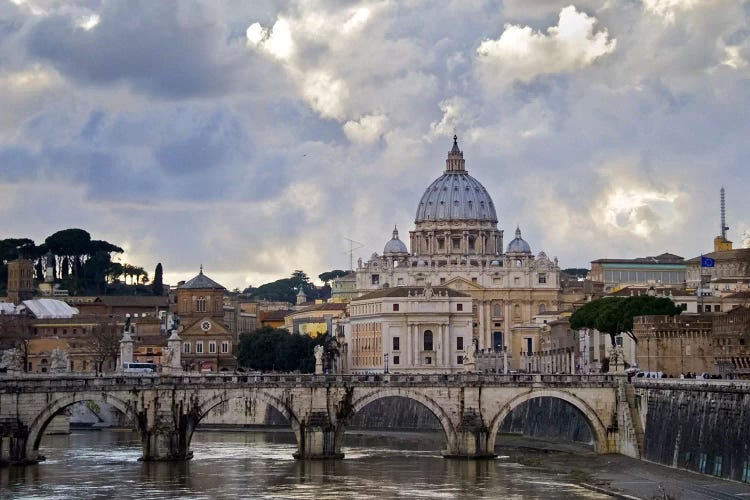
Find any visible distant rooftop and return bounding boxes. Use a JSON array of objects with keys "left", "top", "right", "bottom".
[
  {"left": 179, "top": 266, "right": 226, "bottom": 290},
  {"left": 591, "top": 252, "right": 685, "bottom": 265}
]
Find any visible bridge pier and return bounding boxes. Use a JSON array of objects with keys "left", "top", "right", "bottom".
[
  {"left": 138, "top": 409, "right": 194, "bottom": 462},
  {"left": 293, "top": 411, "right": 343, "bottom": 460},
  {"left": 442, "top": 409, "right": 496, "bottom": 459},
  {"left": 1, "top": 430, "right": 43, "bottom": 466}
]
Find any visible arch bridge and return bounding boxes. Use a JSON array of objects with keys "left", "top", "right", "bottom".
[{"left": 0, "top": 372, "right": 640, "bottom": 465}]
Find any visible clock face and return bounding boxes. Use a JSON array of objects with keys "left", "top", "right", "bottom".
[{"left": 200, "top": 320, "right": 211, "bottom": 332}]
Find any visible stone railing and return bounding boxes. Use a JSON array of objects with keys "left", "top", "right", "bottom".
[
  {"left": 0, "top": 372, "right": 622, "bottom": 391},
  {"left": 633, "top": 378, "right": 750, "bottom": 393}
]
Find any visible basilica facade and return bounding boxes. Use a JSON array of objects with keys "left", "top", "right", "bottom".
[{"left": 354, "top": 137, "right": 561, "bottom": 370}]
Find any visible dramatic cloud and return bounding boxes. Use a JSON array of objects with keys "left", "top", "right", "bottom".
[
  {"left": 1, "top": 0, "right": 749, "bottom": 290},
  {"left": 477, "top": 5, "right": 616, "bottom": 85}
]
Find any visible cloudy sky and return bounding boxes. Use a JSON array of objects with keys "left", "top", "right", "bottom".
[{"left": 1, "top": 0, "right": 749, "bottom": 290}]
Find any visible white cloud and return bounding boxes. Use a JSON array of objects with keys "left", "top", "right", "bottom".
[
  {"left": 76, "top": 13, "right": 100, "bottom": 31},
  {"left": 429, "top": 97, "right": 472, "bottom": 138},
  {"left": 343, "top": 114, "right": 388, "bottom": 143},
  {"left": 642, "top": 0, "right": 703, "bottom": 23},
  {"left": 476, "top": 5, "right": 616, "bottom": 85},
  {"left": 301, "top": 71, "right": 349, "bottom": 120},
  {"left": 246, "top": 18, "right": 294, "bottom": 61}
]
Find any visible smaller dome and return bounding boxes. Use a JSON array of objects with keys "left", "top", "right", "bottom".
[
  {"left": 490, "top": 259, "right": 501, "bottom": 266},
  {"left": 507, "top": 226, "right": 531, "bottom": 254},
  {"left": 383, "top": 226, "right": 408, "bottom": 255}
]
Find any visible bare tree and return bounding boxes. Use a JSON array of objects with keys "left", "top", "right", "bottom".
[
  {"left": 87, "top": 320, "right": 122, "bottom": 374},
  {"left": 0, "top": 316, "right": 32, "bottom": 372}
]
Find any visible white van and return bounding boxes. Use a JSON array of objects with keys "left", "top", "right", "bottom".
[{"left": 123, "top": 362, "right": 157, "bottom": 373}]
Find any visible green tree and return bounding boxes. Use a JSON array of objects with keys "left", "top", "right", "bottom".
[
  {"left": 237, "top": 327, "right": 323, "bottom": 372},
  {"left": 318, "top": 270, "right": 348, "bottom": 284},
  {"left": 152, "top": 263, "right": 164, "bottom": 296},
  {"left": 570, "top": 295, "right": 682, "bottom": 346}
]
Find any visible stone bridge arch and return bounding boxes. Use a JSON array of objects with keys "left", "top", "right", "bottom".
[
  {"left": 343, "top": 388, "right": 457, "bottom": 450},
  {"left": 486, "top": 389, "right": 609, "bottom": 453},
  {"left": 192, "top": 389, "right": 302, "bottom": 446},
  {"left": 26, "top": 392, "right": 139, "bottom": 461}
]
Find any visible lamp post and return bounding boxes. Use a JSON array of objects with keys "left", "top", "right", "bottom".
[
  {"left": 682, "top": 323, "right": 689, "bottom": 375},
  {"left": 384, "top": 353, "right": 389, "bottom": 374},
  {"left": 648, "top": 327, "right": 655, "bottom": 372}
]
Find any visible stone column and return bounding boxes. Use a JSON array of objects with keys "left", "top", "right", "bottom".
[
  {"left": 163, "top": 331, "right": 183, "bottom": 374},
  {"left": 119, "top": 331, "right": 134, "bottom": 370}
]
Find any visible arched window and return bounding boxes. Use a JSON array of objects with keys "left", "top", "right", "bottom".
[
  {"left": 197, "top": 296, "right": 207, "bottom": 313},
  {"left": 423, "top": 330, "right": 433, "bottom": 351},
  {"left": 539, "top": 303, "right": 546, "bottom": 314}
]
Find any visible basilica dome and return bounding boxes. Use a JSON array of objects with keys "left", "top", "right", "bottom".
[
  {"left": 414, "top": 136, "right": 497, "bottom": 224},
  {"left": 383, "top": 226, "right": 408, "bottom": 255},
  {"left": 506, "top": 227, "right": 531, "bottom": 254}
]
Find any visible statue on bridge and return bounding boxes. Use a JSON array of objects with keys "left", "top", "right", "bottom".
[
  {"left": 0, "top": 348, "right": 24, "bottom": 373},
  {"left": 50, "top": 348, "right": 70, "bottom": 373},
  {"left": 314, "top": 345, "right": 324, "bottom": 375}
]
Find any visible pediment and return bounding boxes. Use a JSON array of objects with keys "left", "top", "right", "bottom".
[
  {"left": 443, "top": 276, "right": 486, "bottom": 291},
  {"left": 181, "top": 316, "right": 230, "bottom": 336}
]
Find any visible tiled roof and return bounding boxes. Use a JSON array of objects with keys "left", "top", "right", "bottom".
[
  {"left": 685, "top": 248, "right": 750, "bottom": 263},
  {"left": 179, "top": 270, "right": 226, "bottom": 290}
]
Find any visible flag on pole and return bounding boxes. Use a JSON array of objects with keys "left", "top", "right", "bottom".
[{"left": 701, "top": 256, "right": 715, "bottom": 267}]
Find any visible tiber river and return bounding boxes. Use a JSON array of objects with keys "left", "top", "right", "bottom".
[{"left": 0, "top": 429, "right": 611, "bottom": 499}]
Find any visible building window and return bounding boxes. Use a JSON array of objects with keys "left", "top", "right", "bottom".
[
  {"left": 423, "top": 330, "right": 433, "bottom": 351},
  {"left": 371, "top": 274, "right": 380, "bottom": 285},
  {"left": 197, "top": 296, "right": 207, "bottom": 313},
  {"left": 221, "top": 341, "right": 229, "bottom": 353},
  {"left": 514, "top": 277, "right": 520, "bottom": 285},
  {"left": 196, "top": 341, "right": 203, "bottom": 354},
  {"left": 438, "top": 238, "right": 444, "bottom": 250},
  {"left": 493, "top": 304, "right": 502, "bottom": 317},
  {"left": 393, "top": 304, "right": 399, "bottom": 312},
  {"left": 457, "top": 337, "right": 464, "bottom": 350},
  {"left": 393, "top": 355, "right": 399, "bottom": 365},
  {"left": 425, "top": 356, "right": 432, "bottom": 365},
  {"left": 472, "top": 277, "right": 478, "bottom": 283},
  {"left": 457, "top": 355, "right": 463, "bottom": 365},
  {"left": 440, "top": 277, "right": 446, "bottom": 284},
  {"left": 184, "top": 342, "right": 190, "bottom": 353},
  {"left": 714, "top": 456, "right": 723, "bottom": 476},
  {"left": 393, "top": 337, "right": 400, "bottom": 351},
  {"left": 715, "top": 305, "right": 721, "bottom": 312},
  {"left": 537, "top": 273, "right": 547, "bottom": 284},
  {"left": 457, "top": 303, "right": 463, "bottom": 311},
  {"left": 525, "top": 338, "right": 532, "bottom": 355},
  {"left": 209, "top": 341, "right": 216, "bottom": 353}
]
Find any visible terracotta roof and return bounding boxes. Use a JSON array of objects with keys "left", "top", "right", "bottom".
[
  {"left": 352, "top": 286, "right": 470, "bottom": 301},
  {"left": 294, "top": 303, "right": 349, "bottom": 312},
  {"left": 685, "top": 248, "right": 750, "bottom": 263},
  {"left": 260, "top": 310, "right": 293, "bottom": 321},
  {"left": 98, "top": 296, "right": 170, "bottom": 307}
]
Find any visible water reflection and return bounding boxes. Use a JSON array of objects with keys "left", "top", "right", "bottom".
[{"left": 1, "top": 430, "right": 609, "bottom": 499}]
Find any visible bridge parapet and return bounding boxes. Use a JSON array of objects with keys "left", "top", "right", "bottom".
[{"left": 0, "top": 372, "right": 622, "bottom": 392}]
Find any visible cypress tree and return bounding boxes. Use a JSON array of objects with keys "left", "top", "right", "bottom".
[{"left": 152, "top": 263, "right": 164, "bottom": 296}]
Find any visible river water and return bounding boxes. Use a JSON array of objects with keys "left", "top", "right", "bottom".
[{"left": 1, "top": 430, "right": 609, "bottom": 499}]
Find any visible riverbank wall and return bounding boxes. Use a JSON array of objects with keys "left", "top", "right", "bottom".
[{"left": 634, "top": 380, "right": 750, "bottom": 483}]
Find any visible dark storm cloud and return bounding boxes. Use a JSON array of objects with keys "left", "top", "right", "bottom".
[{"left": 24, "top": 0, "right": 274, "bottom": 98}]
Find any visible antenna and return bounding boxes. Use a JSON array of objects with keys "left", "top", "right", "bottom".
[
  {"left": 343, "top": 237, "right": 364, "bottom": 271},
  {"left": 720, "top": 187, "right": 728, "bottom": 239}
]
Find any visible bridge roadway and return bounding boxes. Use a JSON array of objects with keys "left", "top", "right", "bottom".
[{"left": 0, "top": 372, "right": 637, "bottom": 466}]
